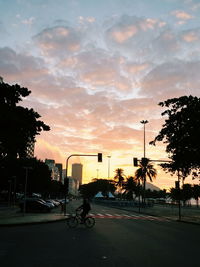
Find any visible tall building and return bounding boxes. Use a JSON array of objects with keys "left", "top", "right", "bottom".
[
  {"left": 72, "top": 163, "right": 83, "bottom": 185},
  {"left": 25, "top": 140, "right": 35, "bottom": 158},
  {"left": 55, "top": 163, "right": 63, "bottom": 183},
  {"left": 45, "top": 159, "right": 60, "bottom": 181},
  {"left": 68, "top": 177, "right": 79, "bottom": 196}
]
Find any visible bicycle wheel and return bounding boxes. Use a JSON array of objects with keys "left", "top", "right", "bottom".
[
  {"left": 84, "top": 217, "right": 95, "bottom": 228},
  {"left": 67, "top": 216, "right": 79, "bottom": 228}
]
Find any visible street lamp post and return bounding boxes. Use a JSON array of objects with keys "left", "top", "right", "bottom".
[
  {"left": 140, "top": 120, "right": 148, "bottom": 159},
  {"left": 140, "top": 120, "right": 149, "bottom": 205},
  {"left": 107, "top": 156, "right": 111, "bottom": 197},
  {"left": 107, "top": 156, "right": 111, "bottom": 179}
]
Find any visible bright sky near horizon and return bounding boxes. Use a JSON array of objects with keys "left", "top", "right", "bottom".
[{"left": 1, "top": 0, "right": 200, "bottom": 189}]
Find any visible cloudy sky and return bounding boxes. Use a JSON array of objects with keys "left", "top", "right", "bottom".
[{"left": 1, "top": 0, "right": 200, "bottom": 189}]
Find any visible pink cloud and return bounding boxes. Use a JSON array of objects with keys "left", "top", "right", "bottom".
[
  {"left": 33, "top": 26, "right": 82, "bottom": 57},
  {"left": 1, "top": 11, "right": 200, "bottom": 185},
  {"left": 181, "top": 30, "right": 200, "bottom": 42},
  {"left": 111, "top": 25, "right": 138, "bottom": 43},
  {"left": 140, "top": 60, "right": 200, "bottom": 98}
]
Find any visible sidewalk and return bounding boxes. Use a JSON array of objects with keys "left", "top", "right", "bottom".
[{"left": 0, "top": 201, "right": 77, "bottom": 227}]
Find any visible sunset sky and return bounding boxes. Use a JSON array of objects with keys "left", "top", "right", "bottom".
[{"left": 1, "top": 0, "right": 200, "bottom": 189}]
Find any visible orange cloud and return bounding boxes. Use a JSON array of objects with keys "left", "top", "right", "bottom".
[
  {"left": 111, "top": 25, "right": 138, "bottom": 43},
  {"left": 171, "top": 10, "right": 193, "bottom": 20},
  {"left": 182, "top": 31, "right": 199, "bottom": 42}
]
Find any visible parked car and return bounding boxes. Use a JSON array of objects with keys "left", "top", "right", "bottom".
[
  {"left": 58, "top": 199, "right": 69, "bottom": 204},
  {"left": 19, "top": 198, "right": 52, "bottom": 213},
  {"left": 52, "top": 200, "right": 61, "bottom": 206},
  {"left": 45, "top": 200, "right": 56, "bottom": 208}
]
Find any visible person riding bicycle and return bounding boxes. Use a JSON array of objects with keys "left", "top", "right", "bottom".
[{"left": 76, "top": 198, "right": 91, "bottom": 221}]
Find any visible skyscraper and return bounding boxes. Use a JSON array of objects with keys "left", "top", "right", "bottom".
[
  {"left": 45, "top": 159, "right": 60, "bottom": 181},
  {"left": 72, "top": 163, "right": 83, "bottom": 185},
  {"left": 55, "top": 163, "right": 63, "bottom": 183},
  {"left": 25, "top": 140, "right": 35, "bottom": 158}
]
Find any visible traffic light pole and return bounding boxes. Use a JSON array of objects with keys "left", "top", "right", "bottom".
[{"left": 64, "top": 153, "right": 102, "bottom": 215}]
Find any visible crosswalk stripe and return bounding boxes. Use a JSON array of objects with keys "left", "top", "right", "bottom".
[
  {"left": 130, "top": 214, "right": 140, "bottom": 217},
  {"left": 90, "top": 213, "right": 169, "bottom": 222}
]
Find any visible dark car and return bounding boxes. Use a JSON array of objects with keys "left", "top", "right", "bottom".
[{"left": 19, "top": 198, "right": 51, "bottom": 213}]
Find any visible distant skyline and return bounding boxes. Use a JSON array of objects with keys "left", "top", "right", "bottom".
[{"left": 1, "top": 0, "right": 200, "bottom": 189}]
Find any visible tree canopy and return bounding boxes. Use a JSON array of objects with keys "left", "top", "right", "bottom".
[
  {"left": 79, "top": 179, "right": 116, "bottom": 199},
  {"left": 150, "top": 95, "right": 200, "bottom": 179},
  {"left": 0, "top": 80, "right": 51, "bottom": 198},
  {"left": 0, "top": 80, "right": 50, "bottom": 159}
]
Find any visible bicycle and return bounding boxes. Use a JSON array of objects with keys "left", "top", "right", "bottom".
[{"left": 67, "top": 210, "right": 95, "bottom": 228}]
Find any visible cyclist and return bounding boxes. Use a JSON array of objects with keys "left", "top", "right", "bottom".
[{"left": 76, "top": 198, "right": 91, "bottom": 222}]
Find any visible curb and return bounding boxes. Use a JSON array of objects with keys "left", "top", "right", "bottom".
[{"left": 0, "top": 216, "right": 68, "bottom": 227}]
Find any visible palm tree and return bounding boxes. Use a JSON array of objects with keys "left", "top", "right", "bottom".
[
  {"left": 135, "top": 158, "right": 157, "bottom": 204},
  {"left": 114, "top": 168, "right": 125, "bottom": 198},
  {"left": 123, "top": 176, "right": 137, "bottom": 200}
]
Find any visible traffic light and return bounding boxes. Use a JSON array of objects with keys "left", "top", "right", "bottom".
[
  {"left": 133, "top": 157, "right": 138, "bottom": 167},
  {"left": 141, "top": 157, "right": 149, "bottom": 166},
  {"left": 98, "top": 153, "right": 102, "bottom": 162}
]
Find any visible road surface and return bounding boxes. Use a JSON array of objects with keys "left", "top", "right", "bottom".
[{"left": 0, "top": 204, "right": 199, "bottom": 267}]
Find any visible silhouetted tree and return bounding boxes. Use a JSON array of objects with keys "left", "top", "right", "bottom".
[
  {"left": 114, "top": 168, "right": 125, "bottom": 197},
  {"left": 145, "top": 189, "right": 167, "bottom": 199},
  {"left": 192, "top": 185, "right": 200, "bottom": 207},
  {"left": 182, "top": 183, "right": 193, "bottom": 206},
  {"left": 79, "top": 179, "right": 116, "bottom": 199},
  {"left": 150, "top": 95, "right": 200, "bottom": 180},
  {"left": 135, "top": 158, "right": 157, "bottom": 203},
  {"left": 170, "top": 187, "right": 180, "bottom": 203},
  {"left": 123, "top": 176, "right": 137, "bottom": 200},
  {"left": 0, "top": 157, "right": 52, "bottom": 201},
  {"left": 0, "top": 80, "right": 50, "bottom": 160}
]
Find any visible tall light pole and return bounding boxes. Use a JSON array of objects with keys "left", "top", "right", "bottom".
[
  {"left": 107, "top": 156, "right": 111, "bottom": 179},
  {"left": 140, "top": 120, "right": 148, "bottom": 159},
  {"left": 140, "top": 120, "right": 148, "bottom": 205},
  {"left": 107, "top": 156, "right": 111, "bottom": 197}
]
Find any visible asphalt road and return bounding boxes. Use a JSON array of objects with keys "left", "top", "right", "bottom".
[{"left": 0, "top": 204, "right": 199, "bottom": 267}]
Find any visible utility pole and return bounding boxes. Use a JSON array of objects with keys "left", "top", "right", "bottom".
[
  {"left": 177, "top": 169, "right": 181, "bottom": 221},
  {"left": 107, "top": 156, "right": 111, "bottom": 179},
  {"left": 64, "top": 153, "right": 103, "bottom": 215},
  {"left": 140, "top": 120, "right": 148, "bottom": 205}
]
